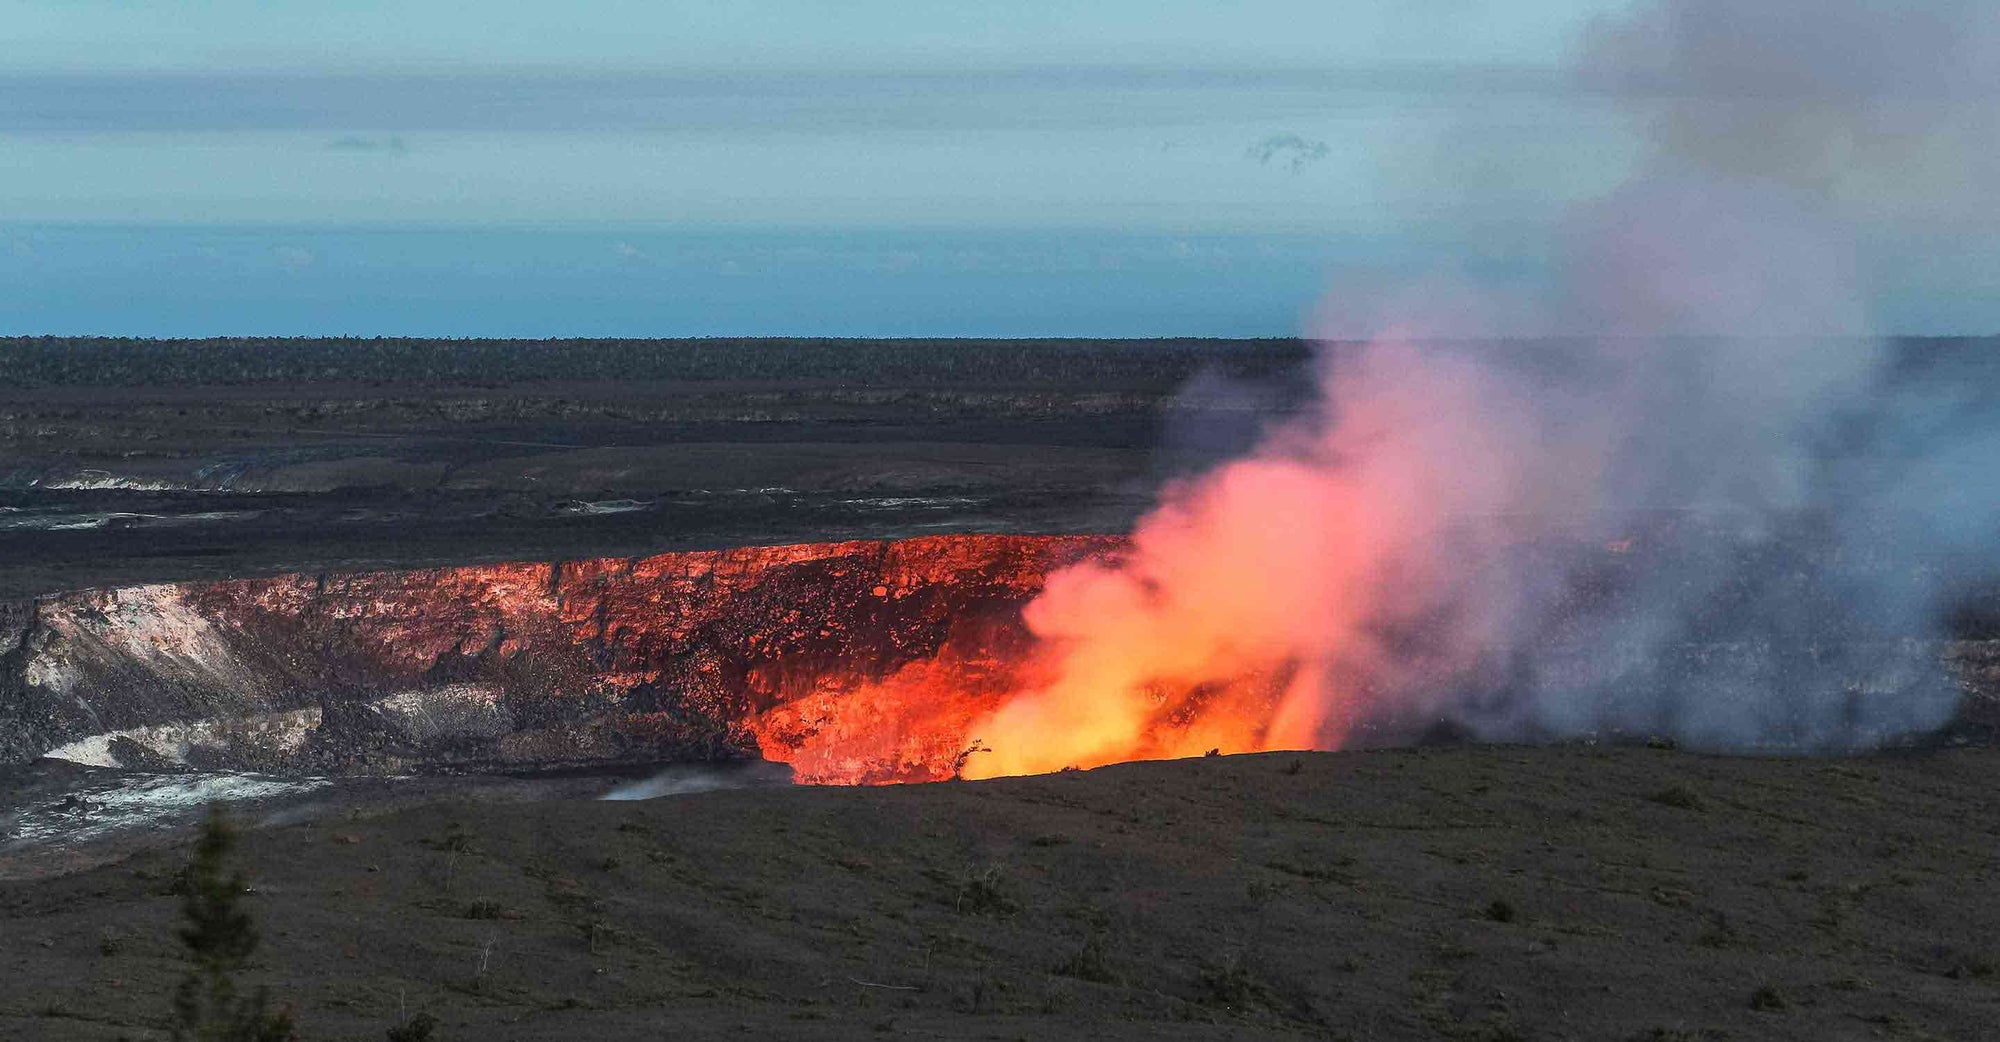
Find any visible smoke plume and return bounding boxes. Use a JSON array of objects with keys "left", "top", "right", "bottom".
[{"left": 963, "top": 0, "right": 2000, "bottom": 776}]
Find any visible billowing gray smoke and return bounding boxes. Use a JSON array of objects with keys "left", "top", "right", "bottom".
[
  {"left": 1493, "top": 0, "right": 2000, "bottom": 746},
  {"left": 1579, "top": 0, "right": 1998, "bottom": 195},
  {"left": 964, "top": 0, "right": 2000, "bottom": 774}
]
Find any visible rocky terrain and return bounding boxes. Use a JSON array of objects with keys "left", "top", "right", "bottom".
[
  {"left": 0, "top": 534, "right": 1118, "bottom": 779},
  {"left": 6, "top": 528, "right": 1999, "bottom": 793},
  {"left": 4, "top": 744, "right": 2000, "bottom": 1041},
  {"left": 0, "top": 337, "right": 1310, "bottom": 598},
  {"left": 3, "top": 337, "right": 2000, "bottom": 1040}
]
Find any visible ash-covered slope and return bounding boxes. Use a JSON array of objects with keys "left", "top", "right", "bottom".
[
  {"left": 9, "top": 745, "right": 2000, "bottom": 1041},
  {"left": 0, "top": 535, "right": 1118, "bottom": 775}
]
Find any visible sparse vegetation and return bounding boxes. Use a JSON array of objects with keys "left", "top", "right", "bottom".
[
  {"left": 0, "top": 336, "right": 1309, "bottom": 390},
  {"left": 1693, "top": 912, "right": 1738, "bottom": 949},
  {"left": 949, "top": 740, "right": 992, "bottom": 781},
  {"left": 6, "top": 741, "right": 2000, "bottom": 1038},
  {"left": 1944, "top": 951, "right": 1998, "bottom": 979},
  {"left": 1748, "top": 983, "right": 1789, "bottom": 1011},
  {"left": 385, "top": 1010, "right": 438, "bottom": 1042},
  {"left": 1197, "top": 953, "right": 1270, "bottom": 1008},
  {"left": 951, "top": 865, "right": 1018, "bottom": 917},
  {"left": 170, "top": 805, "right": 295, "bottom": 1042},
  {"left": 1650, "top": 785, "right": 1704, "bottom": 810},
  {"left": 1053, "top": 934, "right": 1118, "bottom": 984},
  {"left": 462, "top": 898, "right": 505, "bottom": 920},
  {"left": 429, "top": 823, "right": 474, "bottom": 854},
  {"left": 1264, "top": 854, "right": 1354, "bottom": 882}
]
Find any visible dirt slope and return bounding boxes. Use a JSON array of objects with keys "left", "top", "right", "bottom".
[{"left": 2, "top": 743, "right": 1997, "bottom": 1040}]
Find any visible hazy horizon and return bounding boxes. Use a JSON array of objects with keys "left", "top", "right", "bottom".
[{"left": 2, "top": 2, "right": 1994, "bottom": 337}]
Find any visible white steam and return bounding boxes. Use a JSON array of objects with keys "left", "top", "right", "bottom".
[{"left": 969, "top": 0, "right": 2000, "bottom": 769}]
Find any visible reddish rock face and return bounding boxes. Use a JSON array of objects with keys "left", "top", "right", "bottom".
[
  {"left": 9, "top": 531, "right": 1996, "bottom": 781},
  {"left": 0, "top": 535, "right": 1121, "bottom": 776}
]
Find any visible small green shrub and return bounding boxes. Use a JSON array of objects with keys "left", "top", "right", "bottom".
[
  {"left": 386, "top": 1011, "right": 438, "bottom": 1042},
  {"left": 1197, "top": 954, "right": 1270, "bottom": 1008},
  {"left": 1053, "top": 935, "right": 1117, "bottom": 984},
  {"left": 1748, "top": 984, "right": 1789, "bottom": 1011},
  {"left": 1650, "top": 786, "right": 1703, "bottom": 810},
  {"left": 463, "top": 899, "right": 505, "bottom": 920},
  {"left": 952, "top": 866, "right": 1018, "bottom": 917},
  {"left": 171, "top": 805, "right": 295, "bottom": 1042}
]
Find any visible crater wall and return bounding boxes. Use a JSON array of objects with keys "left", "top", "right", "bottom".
[{"left": 0, "top": 535, "right": 1120, "bottom": 774}]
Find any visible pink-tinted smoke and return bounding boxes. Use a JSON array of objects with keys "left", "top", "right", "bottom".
[{"left": 961, "top": 0, "right": 2000, "bottom": 774}]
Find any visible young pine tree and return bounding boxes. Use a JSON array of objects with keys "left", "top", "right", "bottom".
[{"left": 172, "top": 805, "right": 295, "bottom": 1042}]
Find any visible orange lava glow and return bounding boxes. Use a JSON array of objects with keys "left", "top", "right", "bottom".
[
  {"left": 742, "top": 619, "right": 1342, "bottom": 785},
  {"left": 742, "top": 626, "right": 1338, "bottom": 785},
  {"left": 745, "top": 644, "right": 1046, "bottom": 785},
  {"left": 747, "top": 343, "right": 1509, "bottom": 785}
]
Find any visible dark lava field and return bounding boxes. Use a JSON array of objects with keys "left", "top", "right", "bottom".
[
  {"left": 4, "top": 745, "right": 1999, "bottom": 1041},
  {"left": 3, "top": 337, "right": 2000, "bottom": 1040},
  {"left": 0, "top": 337, "right": 1312, "bottom": 598}
]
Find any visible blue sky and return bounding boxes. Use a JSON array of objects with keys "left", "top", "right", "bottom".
[
  {"left": 0, "top": 1, "right": 1992, "bottom": 337},
  {"left": 3, "top": 3, "right": 1602, "bottom": 73}
]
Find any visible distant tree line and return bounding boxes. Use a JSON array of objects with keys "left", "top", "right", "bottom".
[
  {"left": 5, "top": 335, "right": 1988, "bottom": 393},
  {"left": 0, "top": 337, "right": 1313, "bottom": 390}
]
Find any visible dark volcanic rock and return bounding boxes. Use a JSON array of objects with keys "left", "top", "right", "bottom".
[
  {"left": 0, "top": 535, "right": 1119, "bottom": 774},
  {"left": 4, "top": 528, "right": 1997, "bottom": 779}
]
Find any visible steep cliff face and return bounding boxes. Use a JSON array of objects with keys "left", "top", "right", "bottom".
[
  {"left": 0, "top": 535, "right": 1121, "bottom": 777},
  {"left": 5, "top": 532, "right": 1998, "bottom": 784}
]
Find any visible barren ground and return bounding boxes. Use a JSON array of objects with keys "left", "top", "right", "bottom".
[
  {"left": 4, "top": 339, "right": 2000, "bottom": 1040},
  {"left": 0, "top": 745, "right": 1996, "bottom": 1041},
  {"left": 0, "top": 338, "right": 1308, "bottom": 597}
]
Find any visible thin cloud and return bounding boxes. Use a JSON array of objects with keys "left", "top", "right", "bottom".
[
  {"left": 0, "top": 68, "right": 1570, "bottom": 134},
  {"left": 272, "top": 245, "right": 314, "bottom": 272},
  {"left": 1246, "top": 133, "right": 1330, "bottom": 172},
  {"left": 326, "top": 134, "right": 408, "bottom": 154}
]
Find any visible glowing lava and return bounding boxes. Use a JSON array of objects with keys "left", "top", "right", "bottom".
[{"left": 751, "top": 344, "right": 1521, "bottom": 784}]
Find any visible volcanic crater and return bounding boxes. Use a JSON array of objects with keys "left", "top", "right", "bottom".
[
  {"left": 7, "top": 529, "right": 2000, "bottom": 795},
  {"left": 0, "top": 535, "right": 1131, "bottom": 785}
]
